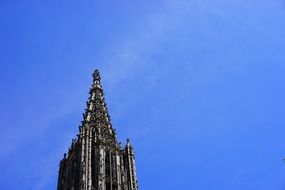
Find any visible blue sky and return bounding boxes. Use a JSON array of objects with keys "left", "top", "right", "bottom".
[{"left": 1, "top": 0, "right": 285, "bottom": 189}]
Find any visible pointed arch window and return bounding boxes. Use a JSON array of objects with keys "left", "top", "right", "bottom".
[{"left": 105, "top": 150, "right": 111, "bottom": 178}]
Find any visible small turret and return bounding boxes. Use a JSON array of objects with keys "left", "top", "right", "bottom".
[{"left": 124, "top": 138, "right": 139, "bottom": 190}]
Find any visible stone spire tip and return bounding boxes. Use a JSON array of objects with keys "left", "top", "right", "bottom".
[
  {"left": 92, "top": 69, "right": 101, "bottom": 81},
  {"left": 127, "top": 138, "right": 131, "bottom": 146}
]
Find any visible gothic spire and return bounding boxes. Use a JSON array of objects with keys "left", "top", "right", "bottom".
[
  {"left": 58, "top": 69, "right": 139, "bottom": 190},
  {"left": 82, "top": 69, "right": 116, "bottom": 141}
]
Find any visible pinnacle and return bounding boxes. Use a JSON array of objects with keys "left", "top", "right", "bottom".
[
  {"left": 91, "top": 69, "right": 103, "bottom": 91},
  {"left": 92, "top": 69, "right": 101, "bottom": 81},
  {"left": 126, "top": 138, "right": 133, "bottom": 148},
  {"left": 83, "top": 69, "right": 115, "bottom": 142}
]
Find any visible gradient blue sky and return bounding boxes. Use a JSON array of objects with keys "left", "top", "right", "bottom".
[{"left": 1, "top": 0, "right": 285, "bottom": 189}]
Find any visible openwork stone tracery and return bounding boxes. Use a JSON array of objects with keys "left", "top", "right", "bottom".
[{"left": 57, "top": 70, "right": 138, "bottom": 190}]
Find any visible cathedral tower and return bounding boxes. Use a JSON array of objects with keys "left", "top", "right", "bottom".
[{"left": 57, "top": 70, "right": 138, "bottom": 190}]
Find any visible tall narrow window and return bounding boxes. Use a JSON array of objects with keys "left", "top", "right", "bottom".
[
  {"left": 105, "top": 151, "right": 110, "bottom": 178},
  {"left": 112, "top": 184, "right": 118, "bottom": 190},
  {"left": 106, "top": 182, "right": 111, "bottom": 190},
  {"left": 111, "top": 153, "right": 117, "bottom": 180}
]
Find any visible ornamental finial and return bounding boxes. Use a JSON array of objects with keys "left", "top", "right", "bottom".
[{"left": 92, "top": 69, "right": 101, "bottom": 81}]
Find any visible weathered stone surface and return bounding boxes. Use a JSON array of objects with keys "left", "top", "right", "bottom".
[{"left": 57, "top": 70, "right": 138, "bottom": 190}]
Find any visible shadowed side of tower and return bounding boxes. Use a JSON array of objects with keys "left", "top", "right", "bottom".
[{"left": 57, "top": 69, "right": 138, "bottom": 190}]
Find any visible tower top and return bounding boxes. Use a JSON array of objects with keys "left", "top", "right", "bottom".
[
  {"left": 58, "top": 68, "right": 139, "bottom": 190},
  {"left": 82, "top": 68, "right": 117, "bottom": 145}
]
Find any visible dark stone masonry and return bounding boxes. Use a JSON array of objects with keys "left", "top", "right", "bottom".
[{"left": 57, "top": 70, "right": 138, "bottom": 190}]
